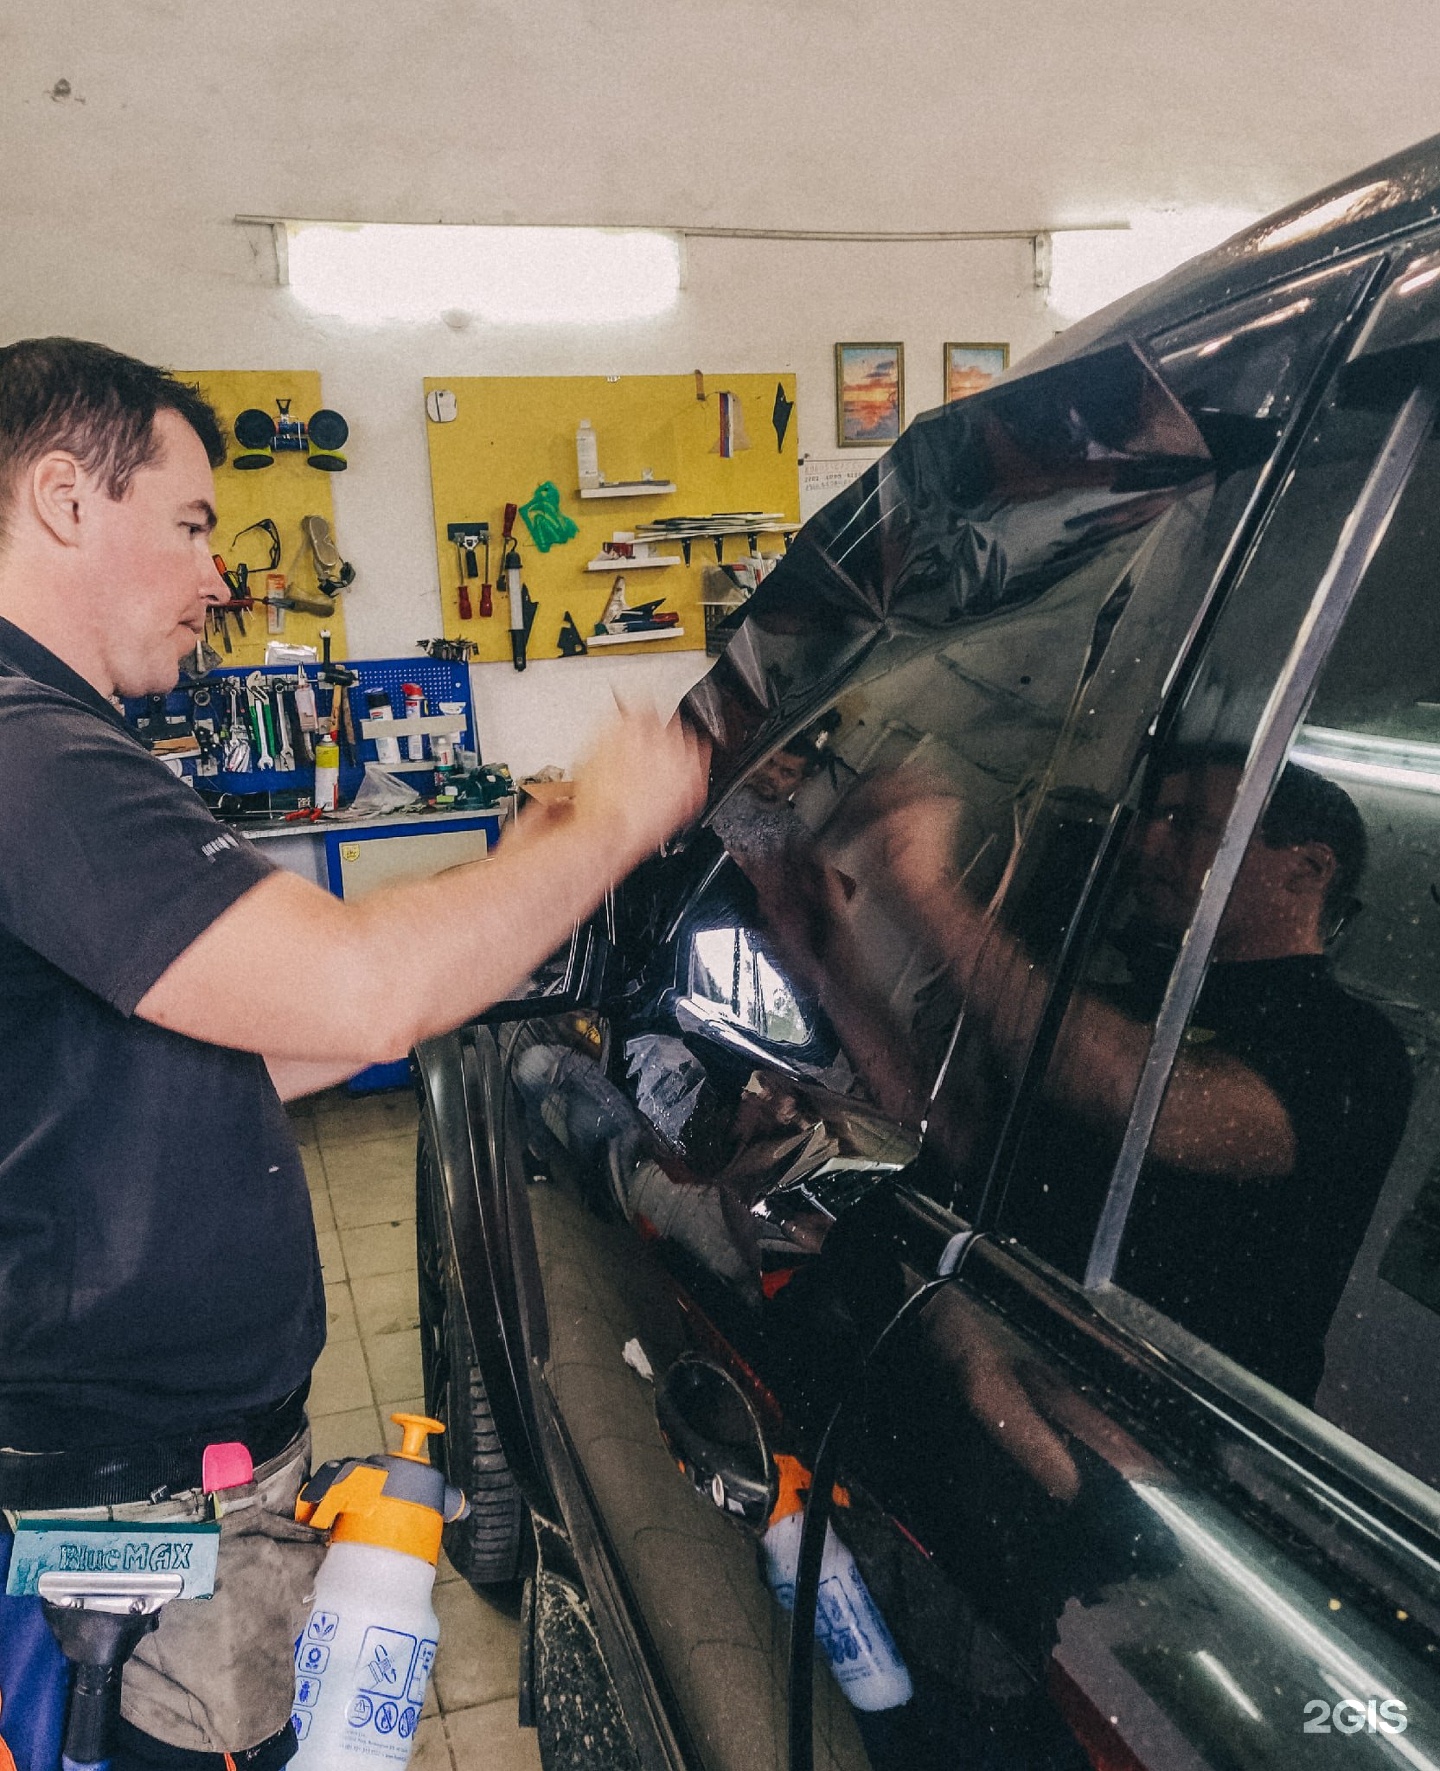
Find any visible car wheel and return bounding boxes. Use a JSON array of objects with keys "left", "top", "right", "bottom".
[{"left": 416, "top": 1117, "right": 526, "bottom": 1586}]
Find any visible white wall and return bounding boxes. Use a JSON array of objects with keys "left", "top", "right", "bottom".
[
  {"left": 0, "top": 216, "right": 1047, "bottom": 771},
  {"left": 7, "top": 0, "right": 1437, "bottom": 766}
]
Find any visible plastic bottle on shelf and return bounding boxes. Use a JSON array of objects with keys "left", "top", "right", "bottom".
[
  {"left": 762, "top": 1454, "right": 912, "bottom": 1713},
  {"left": 313, "top": 734, "right": 340, "bottom": 811},
  {"left": 290, "top": 1414, "right": 467, "bottom": 1768},
  {"left": 400, "top": 684, "right": 425, "bottom": 761},
  {"left": 366, "top": 689, "right": 401, "bottom": 765},
  {"left": 576, "top": 419, "right": 600, "bottom": 490}
]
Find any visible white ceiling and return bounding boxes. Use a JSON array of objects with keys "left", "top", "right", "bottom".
[{"left": 6, "top": 0, "right": 1436, "bottom": 237}]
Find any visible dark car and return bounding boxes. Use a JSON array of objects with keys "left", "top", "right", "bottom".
[{"left": 416, "top": 133, "right": 1440, "bottom": 1771}]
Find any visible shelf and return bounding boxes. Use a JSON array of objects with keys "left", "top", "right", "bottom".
[
  {"left": 578, "top": 482, "right": 677, "bottom": 500},
  {"left": 587, "top": 627, "right": 687, "bottom": 647},
  {"left": 586, "top": 556, "right": 684, "bottom": 572}
]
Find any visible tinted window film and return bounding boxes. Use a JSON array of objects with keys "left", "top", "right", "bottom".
[
  {"left": 993, "top": 382, "right": 1406, "bottom": 1274},
  {"left": 692, "top": 349, "right": 1219, "bottom": 1155},
  {"left": 1114, "top": 412, "right": 1440, "bottom": 1478}
]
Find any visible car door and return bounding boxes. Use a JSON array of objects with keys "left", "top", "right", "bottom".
[
  {"left": 816, "top": 238, "right": 1440, "bottom": 1771},
  {"left": 498, "top": 302, "right": 1367, "bottom": 1771}
]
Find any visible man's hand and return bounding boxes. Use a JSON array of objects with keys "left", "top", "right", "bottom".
[{"left": 571, "top": 705, "right": 711, "bottom": 873}]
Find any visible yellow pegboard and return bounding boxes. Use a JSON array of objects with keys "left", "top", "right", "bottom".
[
  {"left": 423, "top": 373, "right": 798, "bottom": 663},
  {"left": 180, "top": 370, "right": 348, "bottom": 665}
]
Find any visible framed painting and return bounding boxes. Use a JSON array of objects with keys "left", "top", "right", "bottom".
[
  {"left": 835, "top": 343, "right": 903, "bottom": 447},
  {"left": 944, "top": 342, "right": 1009, "bottom": 404}
]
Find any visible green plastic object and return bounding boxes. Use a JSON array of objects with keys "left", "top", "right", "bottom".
[{"left": 519, "top": 482, "right": 578, "bottom": 553}]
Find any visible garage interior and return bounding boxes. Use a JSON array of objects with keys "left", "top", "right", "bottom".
[{"left": 3, "top": 7, "right": 1438, "bottom": 1770}]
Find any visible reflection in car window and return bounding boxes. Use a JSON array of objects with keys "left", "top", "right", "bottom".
[
  {"left": 688, "top": 925, "right": 814, "bottom": 1047},
  {"left": 1115, "top": 419, "right": 1440, "bottom": 1485},
  {"left": 994, "top": 380, "right": 1409, "bottom": 1279}
]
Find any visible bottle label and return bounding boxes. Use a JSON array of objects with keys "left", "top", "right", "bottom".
[{"left": 291, "top": 1617, "right": 437, "bottom": 1759}]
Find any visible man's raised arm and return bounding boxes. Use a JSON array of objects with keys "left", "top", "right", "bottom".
[{"left": 137, "top": 707, "right": 708, "bottom": 1090}]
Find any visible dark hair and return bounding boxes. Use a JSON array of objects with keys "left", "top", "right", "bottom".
[
  {"left": 1156, "top": 744, "right": 1367, "bottom": 925},
  {"left": 1261, "top": 761, "right": 1368, "bottom": 925},
  {"left": 0, "top": 338, "right": 226, "bottom": 538}
]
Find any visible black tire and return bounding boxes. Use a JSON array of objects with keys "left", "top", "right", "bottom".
[{"left": 416, "top": 1118, "right": 526, "bottom": 1586}]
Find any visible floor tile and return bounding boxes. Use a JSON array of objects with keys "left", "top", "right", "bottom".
[
  {"left": 341, "top": 1217, "right": 417, "bottom": 1279},
  {"left": 309, "top": 1189, "right": 337, "bottom": 1236},
  {"left": 331, "top": 1172, "right": 416, "bottom": 1230},
  {"left": 325, "top": 1131, "right": 417, "bottom": 1192},
  {"left": 301, "top": 1146, "right": 328, "bottom": 1191},
  {"left": 411, "top": 1714, "right": 452, "bottom": 1770},
  {"left": 364, "top": 1328, "right": 425, "bottom": 1405},
  {"left": 309, "top": 1335, "right": 373, "bottom": 1415},
  {"left": 431, "top": 1580, "right": 524, "bottom": 1713},
  {"left": 314, "top": 1228, "right": 346, "bottom": 1282},
  {"left": 442, "top": 1699, "right": 540, "bottom": 1770},
  {"left": 324, "top": 1280, "right": 360, "bottom": 1343},
  {"left": 352, "top": 1268, "right": 421, "bottom": 1338},
  {"left": 310, "top": 1406, "right": 385, "bottom": 1466},
  {"left": 316, "top": 1091, "right": 419, "bottom": 1146},
  {"left": 436, "top": 1552, "right": 463, "bottom": 1587}
]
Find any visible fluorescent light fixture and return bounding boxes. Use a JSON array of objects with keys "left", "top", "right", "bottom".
[
  {"left": 285, "top": 223, "right": 682, "bottom": 326},
  {"left": 1048, "top": 207, "right": 1263, "bottom": 325}
]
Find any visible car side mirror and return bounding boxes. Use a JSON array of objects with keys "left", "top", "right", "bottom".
[{"left": 472, "top": 918, "right": 612, "bottom": 1024}]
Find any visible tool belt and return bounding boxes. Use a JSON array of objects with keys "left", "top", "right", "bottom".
[{"left": 0, "top": 1384, "right": 308, "bottom": 1512}]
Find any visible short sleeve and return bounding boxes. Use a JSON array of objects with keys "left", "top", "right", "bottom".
[{"left": 0, "top": 686, "right": 275, "bottom": 1014}]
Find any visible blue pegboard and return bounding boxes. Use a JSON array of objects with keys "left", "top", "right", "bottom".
[{"left": 122, "top": 655, "right": 477, "bottom": 801}]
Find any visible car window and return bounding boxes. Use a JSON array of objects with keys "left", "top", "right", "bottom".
[
  {"left": 688, "top": 924, "right": 814, "bottom": 1047},
  {"left": 1106, "top": 415, "right": 1440, "bottom": 1485},
  {"left": 901, "top": 264, "right": 1375, "bottom": 1222},
  {"left": 992, "top": 331, "right": 1412, "bottom": 1275}
]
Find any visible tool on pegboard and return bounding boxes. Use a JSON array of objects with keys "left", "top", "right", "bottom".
[
  {"left": 500, "top": 503, "right": 538, "bottom": 671},
  {"left": 557, "top": 612, "right": 588, "bottom": 657},
  {"left": 446, "top": 522, "right": 489, "bottom": 621}
]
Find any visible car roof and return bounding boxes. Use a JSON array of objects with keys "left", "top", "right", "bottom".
[{"left": 1020, "top": 131, "right": 1440, "bottom": 376}]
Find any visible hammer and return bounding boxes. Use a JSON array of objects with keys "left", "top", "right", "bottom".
[{"left": 317, "top": 630, "right": 360, "bottom": 764}]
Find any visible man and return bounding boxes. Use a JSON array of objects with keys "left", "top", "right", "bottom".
[{"left": 0, "top": 339, "right": 708, "bottom": 1767}]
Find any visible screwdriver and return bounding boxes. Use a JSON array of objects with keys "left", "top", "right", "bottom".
[{"left": 456, "top": 537, "right": 472, "bottom": 622}]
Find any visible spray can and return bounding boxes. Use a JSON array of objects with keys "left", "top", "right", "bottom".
[
  {"left": 366, "top": 689, "right": 402, "bottom": 765},
  {"left": 313, "top": 735, "right": 340, "bottom": 812},
  {"left": 576, "top": 419, "right": 600, "bottom": 490},
  {"left": 290, "top": 1414, "right": 468, "bottom": 1768},
  {"left": 762, "top": 1455, "right": 912, "bottom": 1713},
  {"left": 400, "top": 684, "right": 425, "bottom": 761}
]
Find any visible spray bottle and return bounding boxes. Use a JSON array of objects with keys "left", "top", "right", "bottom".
[
  {"left": 312, "top": 734, "right": 340, "bottom": 812},
  {"left": 289, "top": 1414, "right": 468, "bottom": 1767},
  {"left": 762, "top": 1454, "right": 912, "bottom": 1713}
]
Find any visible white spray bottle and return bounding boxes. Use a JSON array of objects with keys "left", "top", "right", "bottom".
[
  {"left": 763, "top": 1453, "right": 912, "bottom": 1713},
  {"left": 290, "top": 1414, "right": 468, "bottom": 1768}
]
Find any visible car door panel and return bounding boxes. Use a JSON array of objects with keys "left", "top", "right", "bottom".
[{"left": 827, "top": 1237, "right": 1440, "bottom": 1770}]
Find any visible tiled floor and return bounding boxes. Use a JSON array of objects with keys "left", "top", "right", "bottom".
[{"left": 288, "top": 1086, "right": 542, "bottom": 1771}]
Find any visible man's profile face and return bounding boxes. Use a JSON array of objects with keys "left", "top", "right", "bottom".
[{"left": 81, "top": 409, "right": 225, "bottom": 696}]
